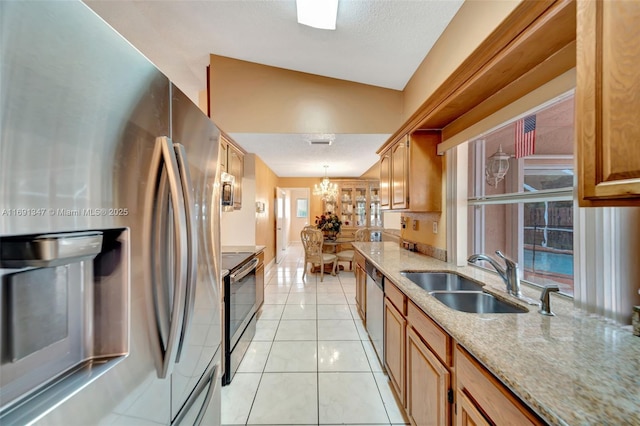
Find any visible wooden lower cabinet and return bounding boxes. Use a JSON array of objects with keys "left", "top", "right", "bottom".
[
  {"left": 456, "top": 390, "right": 491, "bottom": 426},
  {"left": 406, "top": 326, "right": 451, "bottom": 426},
  {"left": 366, "top": 266, "right": 543, "bottom": 426},
  {"left": 255, "top": 252, "right": 265, "bottom": 310},
  {"left": 384, "top": 297, "right": 406, "bottom": 406},
  {"left": 354, "top": 252, "right": 366, "bottom": 321},
  {"left": 455, "top": 345, "right": 544, "bottom": 426}
]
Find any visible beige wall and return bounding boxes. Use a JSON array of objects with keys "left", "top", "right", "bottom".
[
  {"left": 209, "top": 55, "right": 403, "bottom": 134},
  {"left": 210, "top": 0, "right": 529, "bottom": 263},
  {"left": 198, "top": 89, "right": 208, "bottom": 115},
  {"left": 277, "top": 177, "right": 327, "bottom": 224},
  {"left": 402, "top": 0, "right": 521, "bottom": 118},
  {"left": 255, "top": 155, "right": 279, "bottom": 266}
]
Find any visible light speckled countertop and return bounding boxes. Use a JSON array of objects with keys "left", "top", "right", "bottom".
[
  {"left": 221, "top": 245, "right": 265, "bottom": 254},
  {"left": 353, "top": 242, "right": 640, "bottom": 426}
]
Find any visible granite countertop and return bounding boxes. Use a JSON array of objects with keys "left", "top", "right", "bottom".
[
  {"left": 221, "top": 245, "right": 265, "bottom": 254},
  {"left": 353, "top": 242, "right": 640, "bottom": 426}
]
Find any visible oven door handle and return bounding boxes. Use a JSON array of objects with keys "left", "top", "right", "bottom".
[
  {"left": 173, "top": 142, "right": 197, "bottom": 363},
  {"left": 230, "top": 258, "right": 259, "bottom": 282}
]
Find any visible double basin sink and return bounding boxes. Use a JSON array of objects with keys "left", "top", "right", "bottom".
[{"left": 400, "top": 271, "right": 527, "bottom": 314}]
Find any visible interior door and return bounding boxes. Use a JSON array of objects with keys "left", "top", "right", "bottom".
[{"left": 276, "top": 187, "right": 286, "bottom": 263}]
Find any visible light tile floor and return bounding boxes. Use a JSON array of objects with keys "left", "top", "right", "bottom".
[{"left": 221, "top": 243, "right": 409, "bottom": 426}]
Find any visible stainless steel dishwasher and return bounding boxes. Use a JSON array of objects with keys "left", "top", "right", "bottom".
[{"left": 365, "top": 260, "right": 385, "bottom": 366}]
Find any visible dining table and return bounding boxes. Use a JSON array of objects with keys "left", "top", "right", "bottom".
[{"left": 313, "top": 237, "right": 355, "bottom": 273}]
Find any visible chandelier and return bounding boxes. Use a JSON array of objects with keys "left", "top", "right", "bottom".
[{"left": 313, "top": 165, "right": 339, "bottom": 201}]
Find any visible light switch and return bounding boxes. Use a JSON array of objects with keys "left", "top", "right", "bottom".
[{"left": 432, "top": 221, "right": 438, "bottom": 234}]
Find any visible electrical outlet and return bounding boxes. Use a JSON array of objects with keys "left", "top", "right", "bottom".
[
  {"left": 432, "top": 221, "right": 438, "bottom": 234},
  {"left": 412, "top": 219, "right": 418, "bottom": 230}
]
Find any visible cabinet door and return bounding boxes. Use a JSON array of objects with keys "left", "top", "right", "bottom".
[
  {"left": 455, "top": 345, "right": 543, "bottom": 426},
  {"left": 391, "top": 138, "right": 408, "bottom": 210},
  {"left": 384, "top": 297, "right": 406, "bottom": 406},
  {"left": 340, "top": 185, "right": 354, "bottom": 226},
  {"left": 369, "top": 185, "right": 382, "bottom": 227},
  {"left": 228, "top": 146, "right": 244, "bottom": 210},
  {"left": 408, "top": 131, "right": 442, "bottom": 212},
  {"left": 380, "top": 150, "right": 391, "bottom": 209},
  {"left": 406, "top": 326, "right": 450, "bottom": 426},
  {"left": 354, "top": 185, "right": 368, "bottom": 227},
  {"left": 577, "top": 0, "right": 640, "bottom": 206},
  {"left": 456, "top": 390, "right": 491, "bottom": 426},
  {"left": 355, "top": 264, "right": 366, "bottom": 321}
]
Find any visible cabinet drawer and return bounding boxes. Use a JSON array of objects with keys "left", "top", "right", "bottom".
[
  {"left": 455, "top": 345, "right": 544, "bottom": 426},
  {"left": 407, "top": 301, "right": 451, "bottom": 367},
  {"left": 354, "top": 251, "right": 365, "bottom": 270},
  {"left": 385, "top": 279, "right": 406, "bottom": 315}
]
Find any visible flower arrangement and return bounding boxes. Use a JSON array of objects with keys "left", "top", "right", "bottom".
[{"left": 315, "top": 212, "right": 342, "bottom": 234}]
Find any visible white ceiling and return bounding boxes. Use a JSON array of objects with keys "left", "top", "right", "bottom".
[{"left": 84, "top": 0, "right": 464, "bottom": 178}]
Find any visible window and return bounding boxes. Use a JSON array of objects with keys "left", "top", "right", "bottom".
[
  {"left": 296, "top": 198, "right": 308, "bottom": 218},
  {"left": 466, "top": 94, "right": 575, "bottom": 296}
]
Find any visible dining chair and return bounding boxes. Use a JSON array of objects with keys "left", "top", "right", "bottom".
[
  {"left": 335, "top": 230, "right": 362, "bottom": 272},
  {"left": 300, "top": 227, "right": 337, "bottom": 281},
  {"left": 337, "top": 227, "right": 384, "bottom": 272}
]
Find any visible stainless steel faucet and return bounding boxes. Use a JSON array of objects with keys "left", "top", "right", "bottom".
[
  {"left": 539, "top": 284, "right": 560, "bottom": 316},
  {"left": 468, "top": 250, "right": 522, "bottom": 298}
]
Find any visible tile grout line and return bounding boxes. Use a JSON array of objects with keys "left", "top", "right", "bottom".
[{"left": 316, "top": 271, "right": 321, "bottom": 426}]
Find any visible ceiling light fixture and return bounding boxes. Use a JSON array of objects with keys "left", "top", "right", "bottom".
[
  {"left": 296, "top": 0, "right": 339, "bottom": 30},
  {"left": 308, "top": 139, "right": 332, "bottom": 146},
  {"left": 313, "top": 165, "right": 339, "bottom": 201}
]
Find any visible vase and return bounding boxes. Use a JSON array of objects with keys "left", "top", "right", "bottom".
[{"left": 323, "top": 230, "right": 337, "bottom": 240}]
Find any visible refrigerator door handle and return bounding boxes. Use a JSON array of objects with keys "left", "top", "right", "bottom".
[
  {"left": 173, "top": 143, "right": 198, "bottom": 363},
  {"left": 146, "top": 136, "right": 189, "bottom": 379},
  {"left": 172, "top": 363, "right": 219, "bottom": 425},
  {"left": 193, "top": 364, "right": 219, "bottom": 425}
]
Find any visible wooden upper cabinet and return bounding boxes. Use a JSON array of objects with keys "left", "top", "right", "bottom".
[
  {"left": 409, "top": 131, "right": 442, "bottom": 212},
  {"left": 379, "top": 150, "right": 391, "bottom": 209},
  {"left": 391, "top": 136, "right": 409, "bottom": 210},
  {"left": 577, "top": 0, "right": 640, "bottom": 206},
  {"left": 219, "top": 134, "right": 244, "bottom": 210},
  {"left": 379, "top": 131, "right": 442, "bottom": 212},
  {"left": 228, "top": 144, "right": 244, "bottom": 210}
]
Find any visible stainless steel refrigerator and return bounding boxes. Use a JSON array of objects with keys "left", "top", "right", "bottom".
[{"left": 0, "top": 1, "right": 222, "bottom": 424}]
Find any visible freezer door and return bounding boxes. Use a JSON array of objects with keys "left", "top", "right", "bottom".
[
  {"left": 169, "top": 86, "right": 222, "bottom": 422},
  {"left": 172, "top": 354, "right": 221, "bottom": 426}
]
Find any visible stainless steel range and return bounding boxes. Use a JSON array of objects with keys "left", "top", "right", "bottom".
[{"left": 221, "top": 252, "right": 259, "bottom": 385}]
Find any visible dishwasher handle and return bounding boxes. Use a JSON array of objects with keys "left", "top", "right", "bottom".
[{"left": 365, "top": 261, "right": 384, "bottom": 291}]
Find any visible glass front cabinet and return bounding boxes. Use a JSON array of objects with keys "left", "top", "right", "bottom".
[{"left": 329, "top": 180, "right": 381, "bottom": 230}]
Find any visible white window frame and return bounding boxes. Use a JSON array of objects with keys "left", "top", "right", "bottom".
[
  {"left": 446, "top": 90, "right": 640, "bottom": 324},
  {"left": 448, "top": 91, "right": 576, "bottom": 294}
]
